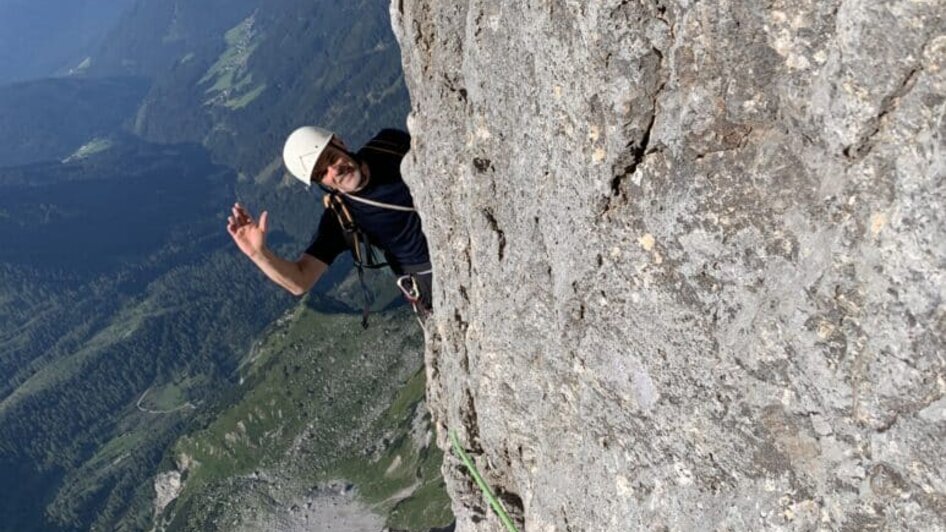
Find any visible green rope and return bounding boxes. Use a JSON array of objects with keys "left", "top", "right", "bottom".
[{"left": 449, "top": 430, "right": 520, "bottom": 532}]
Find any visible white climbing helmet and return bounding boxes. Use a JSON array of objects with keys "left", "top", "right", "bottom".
[{"left": 282, "top": 126, "right": 335, "bottom": 185}]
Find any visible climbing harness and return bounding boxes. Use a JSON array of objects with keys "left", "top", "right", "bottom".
[
  {"left": 323, "top": 191, "right": 389, "bottom": 328},
  {"left": 322, "top": 190, "right": 430, "bottom": 328},
  {"left": 449, "top": 430, "right": 520, "bottom": 532}
]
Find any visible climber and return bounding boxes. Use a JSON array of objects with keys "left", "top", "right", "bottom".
[{"left": 226, "top": 126, "right": 432, "bottom": 326}]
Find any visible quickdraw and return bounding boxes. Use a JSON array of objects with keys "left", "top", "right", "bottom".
[
  {"left": 396, "top": 274, "right": 421, "bottom": 305},
  {"left": 396, "top": 268, "right": 433, "bottom": 321}
]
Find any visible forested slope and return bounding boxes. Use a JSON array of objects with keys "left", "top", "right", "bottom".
[{"left": 0, "top": 0, "right": 432, "bottom": 529}]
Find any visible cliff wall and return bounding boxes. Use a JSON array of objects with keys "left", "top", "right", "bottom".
[{"left": 392, "top": 1, "right": 946, "bottom": 529}]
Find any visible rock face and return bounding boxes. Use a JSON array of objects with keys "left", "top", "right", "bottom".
[{"left": 392, "top": 1, "right": 946, "bottom": 530}]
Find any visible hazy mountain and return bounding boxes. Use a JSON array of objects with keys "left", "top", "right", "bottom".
[{"left": 0, "top": 0, "right": 137, "bottom": 84}]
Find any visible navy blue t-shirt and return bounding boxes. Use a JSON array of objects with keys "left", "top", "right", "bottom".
[{"left": 304, "top": 129, "right": 430, "bottom": 273}]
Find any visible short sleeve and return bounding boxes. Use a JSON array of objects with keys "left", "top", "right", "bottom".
[{"left": 304, "top": 208, "right": 349, "bottom": 265}]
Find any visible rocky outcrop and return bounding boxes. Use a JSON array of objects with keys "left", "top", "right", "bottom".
[
  {"left": 153, "top": 470, "right": 183, "bottom": 519},
  {"left": 392, "top": 1, "right": 946, "bottom": 530}
]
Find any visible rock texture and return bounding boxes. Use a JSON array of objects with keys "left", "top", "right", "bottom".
[{"left": 392, "top": 1, "right": 946, "bottom": 530}]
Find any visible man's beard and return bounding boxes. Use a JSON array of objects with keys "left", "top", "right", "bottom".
[{"left": 348, "top": 167, "right": 365, "bottom": 191}]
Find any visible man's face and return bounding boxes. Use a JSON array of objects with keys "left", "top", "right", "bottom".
[{"left": 318, "top": 156, "right": 362, "bottom": 192}]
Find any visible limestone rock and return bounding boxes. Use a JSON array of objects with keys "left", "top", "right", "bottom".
[
  {"left": 392, "top": 0, "right": 946, "bottom": 530},
  {"left": 153, "top": 471, "right": 183, "bottom": 517}
]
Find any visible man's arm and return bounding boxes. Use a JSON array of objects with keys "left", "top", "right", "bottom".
[
  {"left": 249, "top": 251, "right": 327, "bottom": 296},
  {"left": 227, "top": 202, "right": 328, "bottom": 296}
]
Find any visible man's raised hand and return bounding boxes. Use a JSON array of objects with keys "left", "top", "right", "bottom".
[{"left": 226, "top": 202, "right": 269, "bottom": 259}]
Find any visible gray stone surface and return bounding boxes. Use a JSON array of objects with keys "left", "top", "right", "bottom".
[{"left": 391, "top": 1, "right": 946, "bottom": 530}]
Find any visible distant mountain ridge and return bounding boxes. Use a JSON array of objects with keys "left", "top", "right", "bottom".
[
  {"left": 84, "top": 0, "right": 409, "bottom": 179},
  {"left": 0, "top": 78, "right": 149, "bottom": 168}
]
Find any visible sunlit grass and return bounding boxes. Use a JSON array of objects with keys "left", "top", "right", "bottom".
[
  {"left": 164, "top": 304, "right": 452, "bottom": 529},
  {"left": 199, "top": 14, "right": 266, "bottom": 108}
]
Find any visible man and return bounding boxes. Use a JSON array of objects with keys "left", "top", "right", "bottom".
[{"left": 226, "top": 126, "right": 432, "bottom": 323}]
